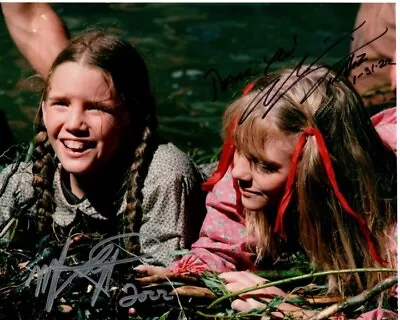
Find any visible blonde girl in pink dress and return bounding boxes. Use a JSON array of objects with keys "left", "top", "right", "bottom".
[{"left": 139, "top": 65, "right": 397, "bottom": 319}]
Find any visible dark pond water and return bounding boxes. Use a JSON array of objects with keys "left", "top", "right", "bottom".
[{"left": 0, "top": 3, "right": 359, "bottom": 162}]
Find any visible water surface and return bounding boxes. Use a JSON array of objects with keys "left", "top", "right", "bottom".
[{"left": 0, "top": 3, "right": 359, "bottom": 162}]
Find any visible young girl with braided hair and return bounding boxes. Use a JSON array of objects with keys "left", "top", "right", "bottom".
[
  {"left": 139, "top": 65, "right": 397, "bottom": 318},
  {"left": 0, "top": 30, "right": 204, "bottom": 268}
]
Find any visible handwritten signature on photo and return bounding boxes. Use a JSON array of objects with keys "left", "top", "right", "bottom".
[
  {"left": 204, "top": 20, "right": 395, "bottom": 111},
  {"left": 236, "top": 21, "right": 394, "bottom": 125},
  {"left": 24, "top": 233, "right": 172, "bottom": 312},
  {"left": 205, "top": 35, "right": 297, "bottom": 102}
]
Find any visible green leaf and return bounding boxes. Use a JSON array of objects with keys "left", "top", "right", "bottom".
[
  {"left": 268, "top": 296, "right": 284, "bottom": 309},
  {"left": 200, "top": 271, "right": 228, "bottom": 296},
  {"left": 159, "top": 311, "right": 170, "bottom": 320},
  {"left": 285, "top": 296, "right": 305, "bottom": 305}
]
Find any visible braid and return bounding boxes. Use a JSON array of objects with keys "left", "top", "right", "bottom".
[
  {"left": 31, "top": 123, "right": 57, "bottom": 233},
  {"left": 123, "top": 115, "right": 158, "bottom": 254}
]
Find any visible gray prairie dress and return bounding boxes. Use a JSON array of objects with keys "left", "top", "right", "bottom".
[{"left": 0, "top": 142, "right": 205, "bottom": 266}]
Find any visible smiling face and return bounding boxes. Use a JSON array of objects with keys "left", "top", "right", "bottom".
[
  {"left": 42, "top": 62, "right": 129, "bottom": 176},
  {"left": 231, "top": 134, "right": 296, "bottom": 211}
]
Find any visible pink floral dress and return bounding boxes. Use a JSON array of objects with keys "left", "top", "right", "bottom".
[
  {"left": 168, "top": 107, "right": 397, "bottom": 275},
  {"left": 168, "top": 107, "right": 397, "bottom": 319}
]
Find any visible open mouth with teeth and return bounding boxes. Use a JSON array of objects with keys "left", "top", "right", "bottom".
[{"left": 62, "top": 140, "right": 96, "bottom": 152}]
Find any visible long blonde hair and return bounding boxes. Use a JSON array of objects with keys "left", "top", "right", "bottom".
[{"left": 223, "top": 66, "right": 397, "bottom": 296}]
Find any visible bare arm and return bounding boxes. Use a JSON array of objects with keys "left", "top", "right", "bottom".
[{"left": 2, "top": 3, "right": 69, "bottom": 78}]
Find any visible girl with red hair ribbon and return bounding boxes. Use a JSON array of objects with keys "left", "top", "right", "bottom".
[{"left": 138, "top": 65, "right": 397, "bottom": 319}]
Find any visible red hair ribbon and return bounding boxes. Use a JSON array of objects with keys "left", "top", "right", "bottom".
[
  {"left": 202, "top": 118, "right": 237, "bottom": 191},
  {"left": 202, "top": 82, "right": 255, "bottom": 191},
  {"left": 273, "top": 127, "right": 386, "bottom": 265},
  {"left": 242, "top": 82, "right": 255, "bottom": 95}
]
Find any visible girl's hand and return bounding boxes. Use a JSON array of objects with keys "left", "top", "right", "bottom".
[
  {"left": 220, "top": 271, "right": 285, "bottom": 299},
  {"left": 219, "top": 271, "right": 314, "bottom": 319},
  {"left": 134, "top": 265, "right": 167, "bottom": 277}
]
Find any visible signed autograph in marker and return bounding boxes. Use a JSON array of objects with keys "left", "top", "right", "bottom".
[
  {"left": 204, "top": 36, "right": 297, "bottom": 102},
  {"left": 24, "top": 233, "right": 173, "bottom": 312},
  {"left": 237, "top": 21, "right": 393, "bottom": 125},
  {"left": 205, "top": 21, "right": 394, "bottom": 106}
]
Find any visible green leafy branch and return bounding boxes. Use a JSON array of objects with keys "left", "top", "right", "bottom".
[{"left": 208, "top": 268, "right": 397, "bottom": 309}]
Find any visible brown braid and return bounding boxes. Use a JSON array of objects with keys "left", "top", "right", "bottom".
[
  {"left": 31, "top": 116, "right": 56, "bottom": 233},
  {"left": 33, "top": 29, "right": 161, "bottom": 252},
  {"left": 123, "top": 115, "right": 158, "bottom": 254}
]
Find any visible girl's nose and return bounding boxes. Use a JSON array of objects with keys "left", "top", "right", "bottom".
[
  {"left": 65, "top": 106, "right": 88, "bottom": 133},
  {"left": 232, "top": 151, "right": 252, "bottom": 182}
]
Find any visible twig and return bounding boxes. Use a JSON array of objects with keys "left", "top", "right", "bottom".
[
  {"left": 286, "top": 293, "right": 341, "bottom": 305},
  {"left": 164, "top": 275, "right": 188, "bottom": 320},
  {"left": 196, "top": 308, "right": 268, "bottom": 319},
  {"left": 0, "top": 218, "right": 16, "bottom": 238},
  {"left": 0, "top": 144, "right": 19, "bottom": 161},
  {"left": 8, "top": 217, "right": 19, "bottom": 243},
  {"left": 170, "top": 285, "right": 217, "bottom": 299},
  {"left": 136, "top": 272, "right": 199, "bottom": 286},
  {"left": 208, "top": 268, "right": 397, "bottom": 309},
  {"left": 309, "top": 275, "right": 398, "bottom": 320}
]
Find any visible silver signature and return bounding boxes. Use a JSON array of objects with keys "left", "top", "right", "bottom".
[{"left": 25, "top": 233, "right": 172, "bottom": 312}]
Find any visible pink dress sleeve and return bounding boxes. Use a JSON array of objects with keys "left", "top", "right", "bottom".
[
  {"left": 371, "top": 107, "right": 397, "bottom": 153},
  {"left": 166, "top": 167, "right": 255, "bottom": 274}
]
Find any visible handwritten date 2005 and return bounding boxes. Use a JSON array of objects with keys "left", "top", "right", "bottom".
[{"left": 24, "top": 233, "right": 172, "bottom": 312}]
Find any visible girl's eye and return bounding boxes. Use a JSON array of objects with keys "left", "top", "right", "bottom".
[
  {"left": 88, "top": 103, "right": 112, "bottom": 113},
  {"left": 256, "top": 163, "right": 278, "bottom": 173},
  {"left": 52, "top": 100, "right": 68, "bottom": 107},
  {"left": 251, "top": 159, "right": 278, "bottom": 174},
  {"left": 249, "top": 155, "right": 280, "bottom": 174},
  {"left": 88, "top": 104, "right": 102, "bottom": 110}
]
